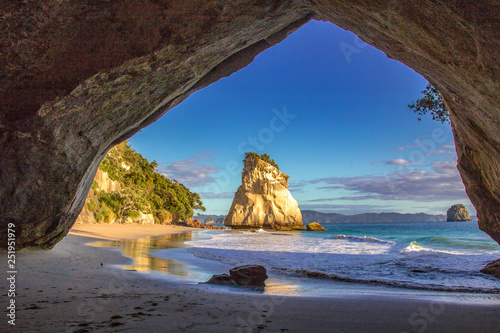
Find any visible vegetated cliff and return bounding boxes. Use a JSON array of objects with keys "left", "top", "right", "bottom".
[
  {"left": 224, "top": 153, "right": 305, "bottom": 230},
  {"left": 447, "top": 204, "right": 472, "bottom": 222},
  {"left": 77, "top": 141, "right": 205, "bottom": 224},
  {"left": 302, "top": 210, "right": 447, "bottom": 224}
]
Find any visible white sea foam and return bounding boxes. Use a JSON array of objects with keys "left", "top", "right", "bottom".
[
  {"left": 186, "top": 232, "right": 393, "bottom": 255},
  {"left": 329, "top": 234, "right": 395, "bottom": 244},
  {"left": 185, "top": 231, "right": 500, "bottom": 293},
  {"left": 403, "top": 241, "right": 482, "bottom": 255}
]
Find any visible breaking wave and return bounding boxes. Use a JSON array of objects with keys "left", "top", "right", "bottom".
[
  {"left": 184, "top": 223, "right": 500, "bottom": 293},
  {"left": 329, "top": 234, "right": 395, "bottom": 245}
]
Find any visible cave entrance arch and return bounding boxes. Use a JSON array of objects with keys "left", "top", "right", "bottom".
[
  {"left": 128, "top": 20, "right": 471, "bottom": 222},
  {"left": 1, "top": 1, "right": 498, "bottom": 251}
]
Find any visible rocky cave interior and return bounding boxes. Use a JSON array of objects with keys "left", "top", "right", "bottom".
[{"left": 1, "top": 0, "right": 499, "bottom": 279}]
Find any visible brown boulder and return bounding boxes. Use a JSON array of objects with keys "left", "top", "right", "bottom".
[
  {"left": 173, "top": 219, "right": 226, "bottom": 230},
  {"left": 306, "top": 222, "right": 326, "bottom": 231},
  {"left": 480, "top": 259, "right": 500, "bottom": 279},
  {"left": 202, "top": 274, "right": 238, "bottom": 286},
  {"left": 229, "top": 265, "right": 268, "bottom": 287}
]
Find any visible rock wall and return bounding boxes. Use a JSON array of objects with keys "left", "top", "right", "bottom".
[
  {"left": 75, "top": 168, "right": 154, "bottom": 225},
  {"left": 447, "top": 204, "right": 473, "bottom": 222},
  {"left": 1, "top": 1, "right": 499, "bottom": 249},
  {"left": 121, "top": 212, "right": 155, "bottom": 225},
  {"left": 75, "top": 206, "right": 96, "bottom": 224},
  {"left": 224, "top": 155, "right": 304, "bottom": 231},
  {"left": 93, "top": 169, "right": 121, "bottom": 193}
]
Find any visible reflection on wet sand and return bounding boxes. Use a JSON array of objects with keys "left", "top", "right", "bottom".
[
  {"left": 90, "top": 231, "right": 324, "bottom": 295},
  {"left": 91, "top": 231, "right": 199, "bottom": 277}
]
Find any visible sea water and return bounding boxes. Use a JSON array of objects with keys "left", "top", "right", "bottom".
[{"left": 184, "top": 222, "right": 500, "bottom": 293}]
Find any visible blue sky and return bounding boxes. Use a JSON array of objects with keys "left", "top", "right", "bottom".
[{"left": 130, "top": 20, "right": 474, "bottom": 217}]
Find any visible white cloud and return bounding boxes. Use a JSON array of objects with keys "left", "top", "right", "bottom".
[
  {"left": 198, "top": 192, "right": 234, "bottom": 199},
  {"left": 288, "top": 182, "right": 307, "bottom": 193},
  {"left": 299, "top": 203, "right": 391, "bottom": 214},
  {"left": 395, "top": 140, "right": 457, "bottom": 158},
  {"left": 386, "top": 159, "right": 410, "bottom": 165},
  {"left": 396, "top": 142, "right": 434, "bottom": 151},
  {"left": 159, "top": 151, "right": 219, "bottom": 187},
  {"left": 310, "top": 161, "right": 469, "bottom": 202},
  {"left": 432, "top": 160, "right": 458, "bottom": 175},
  {"left": 411, "top": 149, "right": 455, "bottom": 157}
]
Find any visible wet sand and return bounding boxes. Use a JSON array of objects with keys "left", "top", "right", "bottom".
[{"left": 3, "top": 224, "right": 500, "bottom": 332}]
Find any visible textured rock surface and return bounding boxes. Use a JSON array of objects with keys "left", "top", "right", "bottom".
[
  {"left": 93, "top": 170, "right": 121, "bottom": 194},
  {"left": 224, "top": 155, "right": 304, "bottom": 231},
  {"left": 1, "top": 1, "right": 499, "bottom": 249},
  {"left": 229, "top": 265, "right": 268, "bottom": 287},
  {"left": 75, "top": 206, "right": 96, "bottom": 224},
  {"left": 481, "top": 259, "right": 500, "bottom": 279},
  {"left": 447, "top": 204, "right": 473, "bottom": 222},
  {"left": 172, "top": 219, "right": 226, "bottom": 230},
  {"left": 74, "top": 169, "right": 154, "bottom": 224},
  {"left": 122, "top": 212, "right": 155, "bottom": 225},
  {"left": 201, "top": 274, "right": 238, "bottom": 287},
  {"left": 202, "top": 265, "right": 268, "bottom": 287},
  {"left": 306, "top": 222, "right": 326, "bottom": 231}
]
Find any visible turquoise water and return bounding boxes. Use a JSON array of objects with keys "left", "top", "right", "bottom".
[
  {"left": 185, "top": 222, "right": 500, "bottom": 293},
  {"left": 303, "top": 222, "right": 499, "bottom": 253}
]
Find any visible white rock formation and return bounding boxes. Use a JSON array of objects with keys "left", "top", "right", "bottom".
[{"left": 224, "top": 154, "right": 304, "bottom": 230}]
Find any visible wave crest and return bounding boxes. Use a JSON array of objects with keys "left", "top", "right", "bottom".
[
  {"left": 329, "top": 234, "right": 394, "bottom": 245},
  {"left": 402, "top": 241, "right": 469, "bottom": 255},
  {"left": 293, "top": 268, "right": 500, "bottom": 293}
]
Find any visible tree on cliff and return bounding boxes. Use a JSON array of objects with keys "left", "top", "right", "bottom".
[
  {"left": 408, "top": 84, "right": 450, "bottom": 123},
  {"left": 86, "top": 141, "right": 205, "bottom": 223},
  {"left": 245, "top": 152, "right": 279, "bottom": 169}
]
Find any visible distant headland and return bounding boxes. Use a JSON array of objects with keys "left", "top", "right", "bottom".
[{"left": 199, "top": 210, "right": 459, "bottom": 224}]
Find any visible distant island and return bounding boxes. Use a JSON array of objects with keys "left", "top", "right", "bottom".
[
  {"left": 301, "top": 210, "right": 448, "bottom": 224},
  {"left": 197, "top": 210, "right": 453, "bottom": 224},
  {"left": 446, "top": 204, "right": 473, "bottom": 222}
]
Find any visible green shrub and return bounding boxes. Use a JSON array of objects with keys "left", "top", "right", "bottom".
[
  {"left": 97, "top": 192, "right": 124, "bottom": 217},
  {"left": 84, "top": 141, "right": 206, "bottom": 223},
  {"left": 95, "top": 204, "right": 115, "bottom": 223},
  {"left": 245, "top": 152, "right": 279, "bottom": 169},
  {"left": 85, "top": 198, "right": 100, "bottom": 212},
  {"left": 124, "top": 210, "right": 140, "bottom": 218}
]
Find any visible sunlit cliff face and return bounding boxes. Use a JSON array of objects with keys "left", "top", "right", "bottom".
[{"left": 224, "top": 155, "right": 304, "bottom": 230}]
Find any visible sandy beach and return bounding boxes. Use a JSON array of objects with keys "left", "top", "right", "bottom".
[{"left": 3, "top": 224, "right": 499, "bottom": 332}]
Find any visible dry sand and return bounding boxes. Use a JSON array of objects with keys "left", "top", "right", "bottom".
[
  {"left": 2, "top": 224, "right": 499, "bottom": 332},
  {"left": 69, "top": 223, "right": 197, "bottom": 240}
]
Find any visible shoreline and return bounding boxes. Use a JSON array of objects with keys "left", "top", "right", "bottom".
[
  {"left": 4, "top": 224, "right": 500, "bottom": 332},
  {"left": 88, "top": 227, "right": 500, "bottom": 298},
  {"left": 69, "top": 223, "right": 202, "bottom": 240}
]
